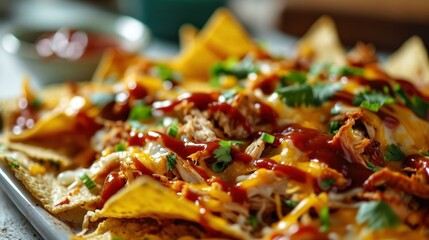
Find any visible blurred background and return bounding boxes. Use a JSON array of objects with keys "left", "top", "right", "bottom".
[{"left": 0, "top": 0, "right": 428, "bottom": 97}]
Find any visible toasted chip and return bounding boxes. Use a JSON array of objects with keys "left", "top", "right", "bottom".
[
  {"left": 77, "top": 218, "right": 203, "bottom": 240},
  {"left": 385, "top": 36, "right": 429, "bottom": 87},
  {"left": 173, "top": 8, "right": 257, "bottom": 79},
  {"left": 179, "top": 24, "right": 199, "bottom": 50},
  {"left": 90, "top": 177, "right": 249, "bottom": 239},
  {"left": 297, "top": 16, "right": 346, "bottom": 64},
  {"left": 0, "top": 151, "right": 98, "bottom": 214}
]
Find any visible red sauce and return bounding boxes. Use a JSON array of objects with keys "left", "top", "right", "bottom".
[
  {"left": 396, "top": 79, "right": 429, "bottom": 101},
  {"left": 132, "top": 156, "right": 154, "bottom": 176},
  {"left": 35, "top": 29, "right": 121, "bottom": 60},
  {"left": 99, "top": 171, "right": 126, "bottom": 208},
  {"left": 257, "top": 101, "right": 279, "bottom": 128},
  {"left": 210, "top": 177, "right": 248, "bottom": 203},
  {"left": 209, "top": 102, "right": 252, "bottom": 135},
  {"left": 275, "top": 124, "right": 373, "bottom": 189},
  {"left": 154, "top": 92, "right": 219, "bottom": 112},
  {"left": 351, "top": 76, "right": 393, "bottom": 94},
  {"left": 254, "top": 158, "right": 313, "bottom": 184},
  {"left": 253, "top": 74, "right": 279, "bottom": 95},
  {"left": 127, "top": 81, "right": 148, "bottom": 100},
  {"left": 403, "top": 154, "right": 429, "bottom": 170}
]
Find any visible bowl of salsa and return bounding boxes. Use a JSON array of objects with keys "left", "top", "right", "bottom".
[{"left": 1, "top": 3, "right": 150, "bottom": 85}]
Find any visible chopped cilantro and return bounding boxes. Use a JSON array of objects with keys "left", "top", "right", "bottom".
[
  {"left": 328, "top": 121, "right": 341, "bottom": 135},
  {"left": 129, "top": 101, "right": 152, "bottom": 121},
  {"left": 8, "top": 160, "right": 19, "bottom": 169},
  {"left": 114, "top": 143, "right": 126, "bottom": 152},
  {"left": 152, "top": 64, "right": 180, "bottom": 82},
  {"left": 283, "top": 199, "right": 298, "bottom": 208},
  {"left": 276, "top": 83, "right": 342, "bottom": 107},
  {"left": 211, "top": 141, "right": 233, "bottom": 173},
  {"left": 211, "top": 56, "right": 258, "bottom": 80},
  {"left": 384, "top": 144, "right": 405, "bottom": 162},
  {"left": 319, "top": 206, "right": 330, "bottom": 232},
  {"left": 367, "top": 161, "right": 380, "bottom": 172},
  {"left": 280, "top": 71, "right": 307, "bottom": 87},
  {"left": 394, "top": 84, "right": 429, "bottom": 118},
  {"left": 353, "top": 91, "right": 395, "bottom": 112},
  {"left": 320, "top": 178, "right": 336, "bottom": 190},
  {"left": 356, "top": 201, "right": 400, "bottom": 230},
  {"left": 166, "top": 153, "right": 177, "bottom": 171},
  {"left": 328, "top": 65, "right": 364, "bottom": 78},
  {"left": 248, "top": 215, "right": 260, "bottom": 231},
  {"left": 31, "top": 97, "right": 43, "bottom": 109}
]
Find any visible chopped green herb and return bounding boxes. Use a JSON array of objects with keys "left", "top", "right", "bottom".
[
  {"left": 280, "top": 71, "right": 307, "bottom": 87},
  {"left": 90, "top": 93, "right": 115, "bottom": 107},
  {"left": 8, "top": 160, "right": 19, "bottom": 169},
  {"left": 320, "top": 178, "right": 336, "bottom": 190},
  {"left": 283, "top": 199, "right": 298, "bottom": 208},
  {"left": 166, "top": 153, "right": 177, "bottom": 171},
  {"left": 276, "top": 83, "right": 342, "bottom": 107},
  {"left": 309, "top": 63, "right": 331, "bottom": 76},
  {"left": 356, "top": 201, "right": 400, "bottom": 230},
  {"left": 166, "top": 121, "right": 179, "bottom": 138},
  {"left": 394, "top": 84, "right": 429, "bottom": 119},
  {"left": 328, "top": 121, "right": 341, "bottom": 135},
  {"left": 260, "top": 132, "right": 275, "bottom": 144},
  {"left": 248, "top": 215, "right": 260, "bottom": 231},
  {"left": 384, "top": 144, "right": 405, "bottom": 162},
  {"left": 129, "top": 102, "right": 152, "bottom": 121},
  {"left": 319, "top": 206, "right": 330, "bottom": 232},
  {"left": 211, "top": 141, "right": 233, "bottom": 173},
  {"left": 80, "top": 173, "right": 96, "bottom": 190},
  {"left": 114, "top": 143, "right": 126, "bottom": 152},
  {"left": 353, "top": 91, "right": 395, "bottom": 112},
  {"left": 152, "top": 64, "right": 180, "bottom": 82},
  {"left": 420, "top": 150, "right": 429, "bottom": 157},
  {"left": 367, "top": 161, "right": 380, "bottom": 172},
  {"left": 329, "top": 65, "right": 364, "bottom": 78},
  {"left": 211, "top": 56, "right": 258, "bottom": 80},
  {"left": 276, "top": 84, "right": 314, "bottom": 107},
  {"left": 228, "top": 140, "right": 245, "bottom": 147},
  {"left": 31, "top": 97, "right": 44, "bottom": 109}
]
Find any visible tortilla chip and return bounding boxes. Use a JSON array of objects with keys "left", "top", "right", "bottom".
[
  {"left": 77, "top": 218, "right": 203, "bottom": 240},
  {"left": 0, "top": 150, "right": 98, "bottom": 214},
  {"left": 179, "top": 24, "right": 199, "bottom": 50},
  {"left": 297, "top": 16, "right": 346, "bottom": 65},
  {"left": 385, "top": 36, "right": 429, "bottom": 87},
  {"left": 90, "top": 177, "right": 249, "bottom": 240},
  {"left": 173, "top": 8, "right": 257, "bottom": 79}
]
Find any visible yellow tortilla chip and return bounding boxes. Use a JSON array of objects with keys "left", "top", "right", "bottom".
[
  {"left": 385, "top": 36, "right": 429, "bottom": 88},
  {"left": 179, "top": 24, "right": 199, "bottom": 50},
  {"left": 173, "top": 8, "right": 257, "bottom": 79},
  {"left": 297, "top": 16, "right": 346, "bottom": 65},
  {"left": 90, "top": 177, "right": 249, "bottom": 240},
  {"left": 0, "top": 150, "right": 98, "bottom": 214}
]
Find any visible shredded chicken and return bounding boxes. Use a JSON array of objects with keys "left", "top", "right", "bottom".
[
  {"left": 245, "top": 138, "right": 265, "bottom": 160},
  {"left": 182, "top": 109, "right": 217, "bottom": 142},
  {"left": 175, "top": 156, "right": 205, "bottom": 184}
]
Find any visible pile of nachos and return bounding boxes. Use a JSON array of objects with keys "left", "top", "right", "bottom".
[{"left": 1, "top": 9, "right": 429, "bottom": 240}]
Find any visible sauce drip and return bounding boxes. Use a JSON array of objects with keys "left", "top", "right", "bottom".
[
  {"left": 209, "top": 102, "right": 251, "bottom": 135},
  {"left": 275, "top": 124, "right": 373, "bottom": 189},
  {"left": 99, "top": 172, "right": 126, "bottom": 208},
  {"left": 254, "top": 158, "right": 313, "bottom": 184},
  {"left": 154, "top": 92, "right": 219, "bottom": 112},
  {"left": 210, "top": 177, "right": 248, "bottom": 203}
]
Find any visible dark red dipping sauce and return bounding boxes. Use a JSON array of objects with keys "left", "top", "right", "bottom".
[{"left": 35, "top": 28, "right": 121, "bottom": 60}]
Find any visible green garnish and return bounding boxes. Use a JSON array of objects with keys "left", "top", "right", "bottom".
[
  {"left": 384, "top": 144, "right": 405, "bottom": 162},
  {"left": 283, "top": 199, "right": 298, "bottom": 208},
  {"left": 49, "top": 161, "right": 61, "bottom": 170},
  {"left": 211, "top": 141, "right": 233, "bottom": 173},
  {"left": 328, "top": 65, "right": 364, "bottom": 78},
  {"left": 356, "top": 201, "right": 400, "bottom": 230},
  {"left": 211, "top": 57, "right": 258, "bottom": 80},
  {"left": 320, "top": 178, "right": 336, "bottom": 190},
  {"left": 31, "top": 97, "right": 44, "bottom": 109},
  {"left": 420, "top": 150, "right": 429, "bottom": 156},
  {"left": 166, "top": 120, "right": 179, "bottom": 138},
  {"left": 260, "top": 132, "right": 275, "bottom": 144},
  {"left": 367, "top": 161, "right": 380, "bottom": 172},
  {"left": 276, "top": 83, "right": 342, "bottom": 107},
  {"left": 228, "top": 140, "right": 245, "bottom": 147},
  {"left": 280, "top": 71, "right": 307, "bottom": 87},
  {"left": 129, "top": 101, "right": 152, "bottom": 121},
  {"left": 248, "top": 215, "right": 260, "bottom": 231},
  {"left": 353, "top": 91, "right": 395, "bottom": 112},
  {"left": 394, "top": 84, "right": 429, "bottom": 118},
  {"left": 114, "top": 143, "right": 126, "bottom": 152},
  {"left": 80, "top": 173, "right": 96, "bottom": 190},
  {"left": 319, "top": 206, "right": 330, "bottom": 232},
  {"left": 166, "top": 153, "right": 177, "bottom": 171},
  {"left": 152, "top": 64, "right": 180, "bottom": 82},
  {"left": 328, "top": 121, "right": 341, "bottom": 135},
  {"left": 8, "top": 160, "right": 19, "bottom": 169}
]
